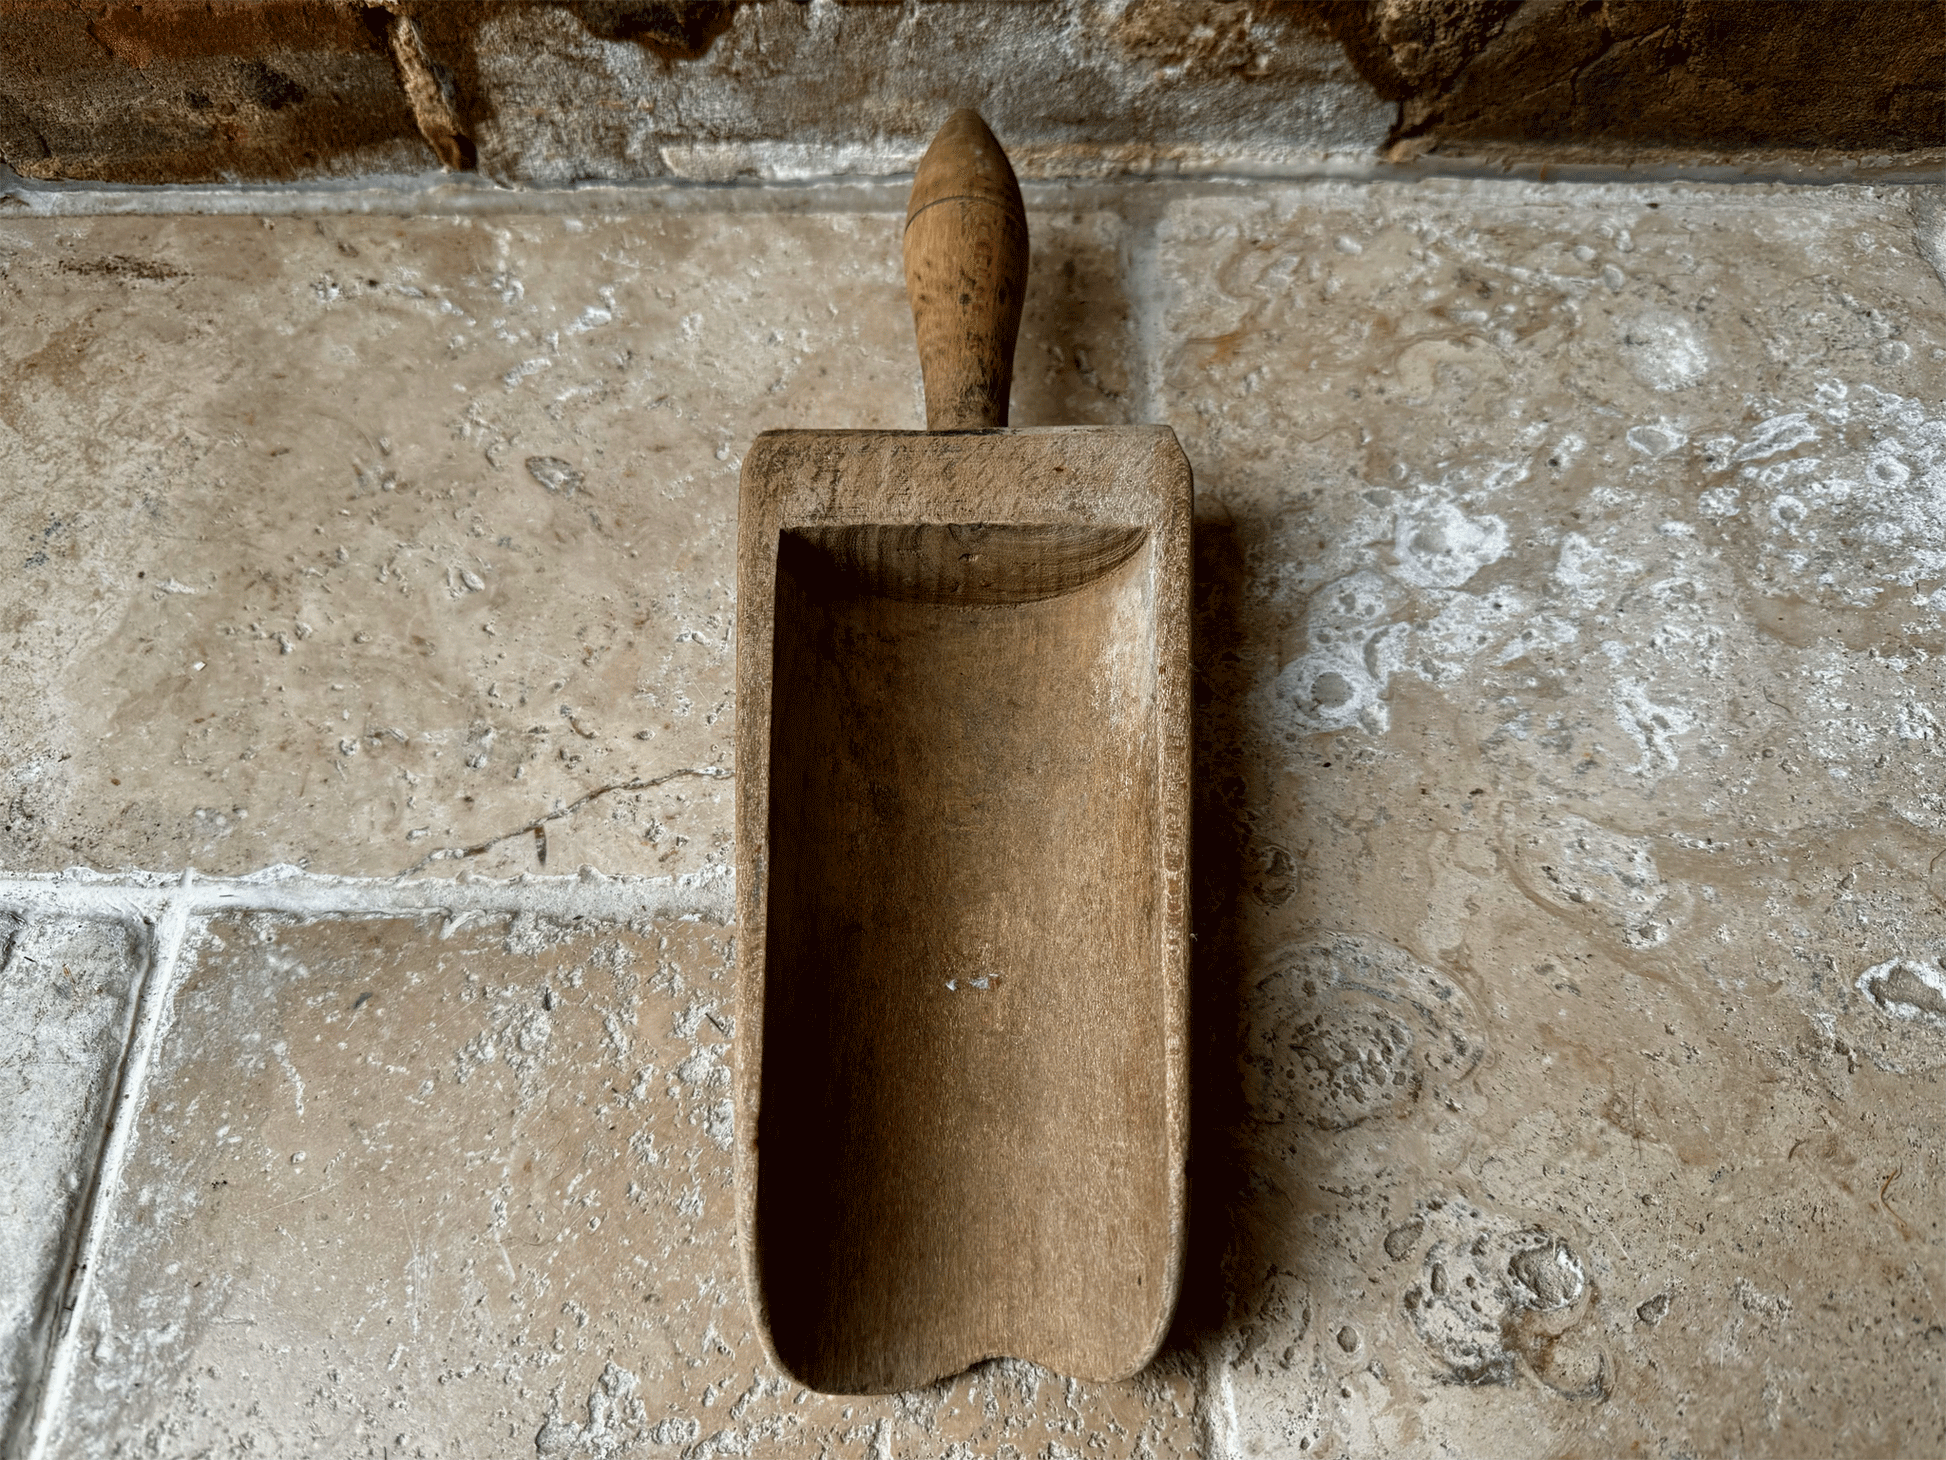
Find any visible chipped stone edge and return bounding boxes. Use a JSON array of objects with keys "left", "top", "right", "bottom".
[{"left": 0, "top": 863, "right": 731, "bottom": 1456}]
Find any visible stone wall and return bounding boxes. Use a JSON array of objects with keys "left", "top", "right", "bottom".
[{"left": 5, "top": 1, "right": 1946, "bottom": 189}]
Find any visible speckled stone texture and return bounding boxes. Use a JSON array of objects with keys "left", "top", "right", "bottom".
[
  {"left": 47, "top": 912, "right": 1200, "bottom": 1458},
  {"left": 1, "top": 181, "right": 1944, "bottom": 1456},
  {"left": 1167, "top": 183, "right": 1946, "bottom": 1456},
  {"left": 0, "top": 204, "right": 1130, "bottom": 883}
]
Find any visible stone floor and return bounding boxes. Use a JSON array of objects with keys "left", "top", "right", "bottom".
[{"left": 2, "top": 178, "right": 1943, "bottom": 1458}]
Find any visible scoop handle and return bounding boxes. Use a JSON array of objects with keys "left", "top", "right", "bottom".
[{"left": 903, "top": 110, "right": 1029, "bottom": 431}]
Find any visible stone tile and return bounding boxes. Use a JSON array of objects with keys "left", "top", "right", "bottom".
[
  {"left": 0, "top": 914, "right": 142, "bottom": 1438},
  {"left": 0, "top": 205, "right": 1130, "bottom": 882},
  {"left": 49, "top": 912, "right": 1198, "bottom": 1457},
  {"left": 1163, "top": 182, "right": 1946, "bottom": 1456}
]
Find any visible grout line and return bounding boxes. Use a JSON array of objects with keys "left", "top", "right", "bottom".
[
  {"left": 0, "top": 863, "right": 734, "bottom": 927},
  {"left": 3, "top": 159, "right": 1942, "bottom": 220},
  {"left": 1211, "top": 1361, "right": 1240, "bottom": 1460},
  {"left": 16, "top": 874, "right": 194, "bottom": 1460}
]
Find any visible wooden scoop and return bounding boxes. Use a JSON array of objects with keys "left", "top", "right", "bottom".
[{"left": 734, "top": 110, "right": 1192, "bottom": 1395}]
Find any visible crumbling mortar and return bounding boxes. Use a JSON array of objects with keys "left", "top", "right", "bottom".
[{"left": 385, "top": 12, "right": 476, "bottom": 171}]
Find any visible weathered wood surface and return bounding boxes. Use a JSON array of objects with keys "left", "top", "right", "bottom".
[
  {"left": 903, "top": 111, "right": 1031, "bottom": 430},
  {"left": 733, "top": 112, "right": 1193, "bottom": 1396}
]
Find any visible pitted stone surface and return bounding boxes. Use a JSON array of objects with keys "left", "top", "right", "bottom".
[
  {"left": 1, "top": 180, "right": 1944, "bottom": 1455},
  {"left": 44, "top": 913, "right": 1199, "bottom": 1458},
  {"left": 1168, "top": 181, "right": 1946, "bottom": 1459},
  {"left": 0, "top": 205, "right": 1132, "bottom": 882}
]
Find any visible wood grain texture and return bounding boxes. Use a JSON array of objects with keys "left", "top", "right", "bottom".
[
  {"left": 903, "top": 110, "right": 1030, "bottom": 430},
  {"left": 734, "top": 113, "right": 1192, "bottom": 1398},
  {"left": 736, "top": 431, "right": 1192, "bottom": 1394}
]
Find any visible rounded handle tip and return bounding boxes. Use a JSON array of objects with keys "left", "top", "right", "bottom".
[
  {"left": 903, "top": 110, "right": 1028, "bottom": 431},
  {"left": 907, "top": 109, "right": 1022, "bottom": 223}
]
